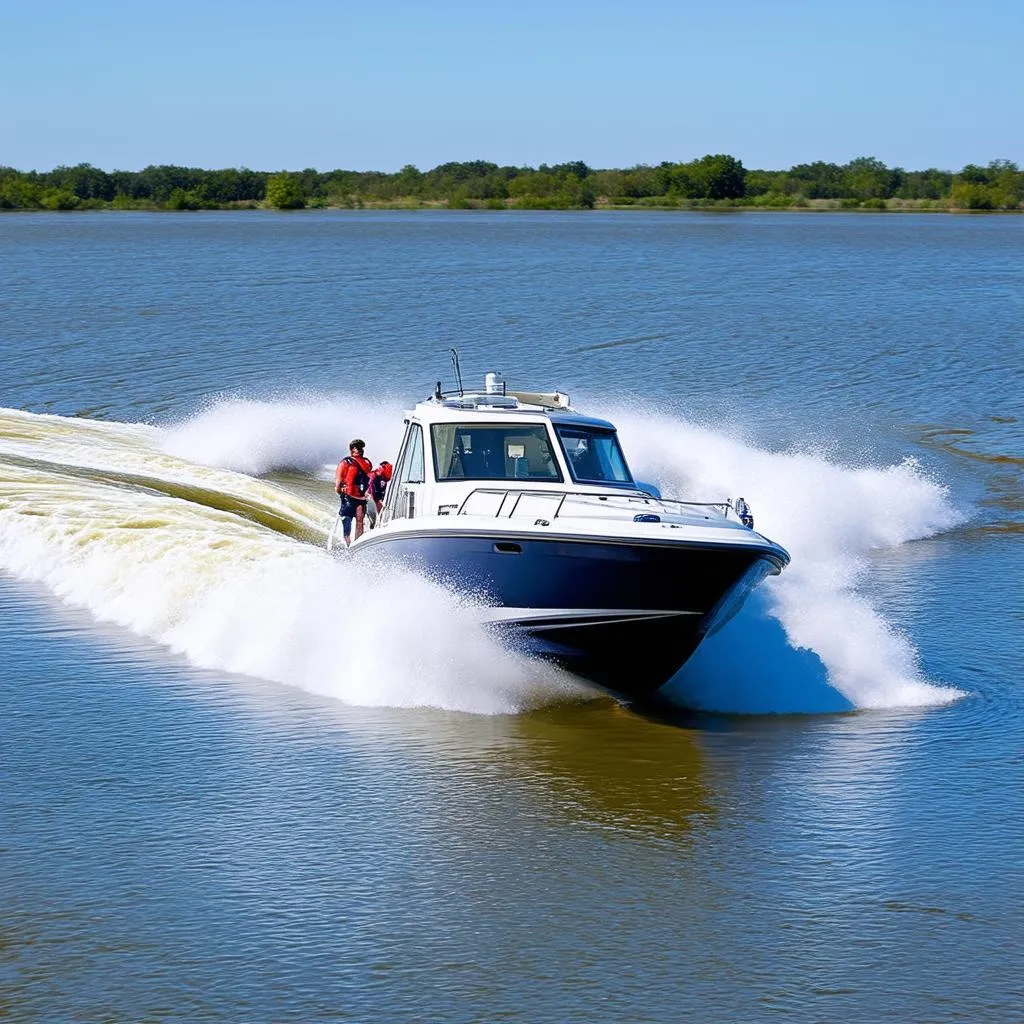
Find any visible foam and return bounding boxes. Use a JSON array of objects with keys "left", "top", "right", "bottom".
[
  {"left": 0, "top": 408, "right": 592, "bottom": 715},
  {"left": 0, "top": 397, "right": 968, "bottom": 714},
  {"left": 608, "top": 406, "right": 966, "bottom": 711},
  {"left": 160, "top": 391, "right": 409, "bottom": 477}
]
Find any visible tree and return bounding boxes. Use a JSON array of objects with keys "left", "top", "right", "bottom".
[
  {"left": 667, "top": 163, "right": 698, "bottom": 198},
  {"left": 508, "top": 171, "right": 560, "bottom": 198},
  {"left": 547, "top": 161, "right": 591, "bottom": 180},
  {"left": 587, "top": 169, "right": 624, "bottom": 198},
  {"left": 958, "top": 163, "right": 991, "bottom": 185},
  {"left": 667, "top": 155, "right": 745, "bottom": 200},
  {"left": 47, "top": 163, "right": 114, "bottom": 200},
  {"left": 40, "top": 188, "right": 80, "bottom": 210},
  {"left": 265, "top": 173, "right": 306, "bottom": 209},
  {"left": 843, "top": 157, "right": 897, "bottom": 200},
  {"left": 0, "top": 176, "right": 41, "bottom": 208},
  {"left": 616, "top": 166, "right": 662, "bottom": 198},
  {"left": 949, "top": 183, "right": 996, "bottom": 210},
  {"left": 165, "top": 188, "right": 206, "bottom": 210},
  {"left": 133, "top": 165, "right": 203, "bottom": 201},
  {"left": 744, "top": 169, "right": 785, "bottom": 197},
  {"left": 952, "top": 160, "right": 1022, "bottom": 209},
  {"left": 201, "top": 168, "right": 265, "bottom": 203},
  {"left": 896, "top": 168, "right": 951, "bottom": 200},
  {"left": 788, "top": 161, "right": 845, "bottom": 199},
  {"left": 986, "top": 159, "right": 1023, "bottom": 208},
  {"left": 395, "top": 163, "right": 424, "bottom": 197},
  {"left": 695, "top": 154, "right": 746, "bottom": 199}
]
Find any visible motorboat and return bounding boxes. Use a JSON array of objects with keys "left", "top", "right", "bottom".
[{"left": 347, "top": 368, "right": 790, "bottom": 697}]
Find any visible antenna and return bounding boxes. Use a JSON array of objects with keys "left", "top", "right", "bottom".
[{"left": 449, "top": 348, "right": 464, "bottom": 396}]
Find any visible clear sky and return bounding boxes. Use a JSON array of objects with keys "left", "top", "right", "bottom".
[{"left": 3, "top": 0, "right": 1020, "bottom": 174}]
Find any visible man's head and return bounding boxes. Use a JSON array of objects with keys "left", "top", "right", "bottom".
[
  {"left": 349, "top": 438, "right": 365, "bottom": 455},
  {"left": 380, "top": 460, "right": 393, "bottom": 481}
]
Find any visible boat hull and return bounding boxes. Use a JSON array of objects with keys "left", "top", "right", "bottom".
[{"left": 354, "top": 530, "right": 782, "bottom": 695}]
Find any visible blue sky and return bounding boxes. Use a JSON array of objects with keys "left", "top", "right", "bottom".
[{"left": 3, "top": 0, "right": 1020, "bottom": 173}]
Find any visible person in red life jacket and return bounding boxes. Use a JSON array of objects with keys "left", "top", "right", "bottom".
[
  {"left": 363, "top": 460, "right": 393, "bottom": 529},
  {"left": 335, "top": 438, "right": 373, "bottom": 546},
  {"left": 368, "top": 461, "right": 393, "bottom": 514}
]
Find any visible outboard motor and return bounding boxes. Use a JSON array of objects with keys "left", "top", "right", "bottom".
[{"left": 734, "top": 497, "right": 754, "bottom": 529}]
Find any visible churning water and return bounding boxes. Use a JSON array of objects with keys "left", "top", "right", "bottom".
[{"left": 0, "top": 394, "right": 964, "bottom": 715}]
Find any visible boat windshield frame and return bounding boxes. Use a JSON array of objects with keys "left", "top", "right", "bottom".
[
  {"left": 554, "top": 424, "right": 635, "bottom": 487},
  {"left": 430, "top": 422, "right": 565, "bottom": 483}
]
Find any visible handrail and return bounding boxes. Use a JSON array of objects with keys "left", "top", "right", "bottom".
[{"left": 456, "top": 486, "right": 733, "bottom": 520}]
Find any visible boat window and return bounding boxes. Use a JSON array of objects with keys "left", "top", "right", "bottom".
[
  {"left": 406, "top": 423, "right": 425, "bottom": 483},
  {"left": 386, "top": 422, "right": 424, "bottom": 521},
  {"left": 431, "top": 423, "right": 562, "bottom": 482},
  {"left": 383, "top": 429, "right": 408, "bottom": 515},
  {"left": 555, "top": 426, "right": 634, "bottom": 485}
]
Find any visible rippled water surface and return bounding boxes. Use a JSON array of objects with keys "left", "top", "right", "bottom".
[{"left": 1, "top": 211, "right": 1021, "bottom": 1022}]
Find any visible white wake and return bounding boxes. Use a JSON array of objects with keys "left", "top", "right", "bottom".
[{"left": 0, "top": 395, "right": 967, "bottom": 714}]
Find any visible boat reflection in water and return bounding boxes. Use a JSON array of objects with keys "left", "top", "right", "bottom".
[{"left": 507, "top": 702, "right": 713, "bottom": 841}]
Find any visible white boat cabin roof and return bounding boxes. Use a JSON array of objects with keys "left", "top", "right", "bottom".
[{"left": 411, "top": 376, "right": 616, "bottom": 433}]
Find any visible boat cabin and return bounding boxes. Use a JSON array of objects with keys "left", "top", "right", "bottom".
[{"left": 379, "top": 382, "right": 640, "bottom": 525}]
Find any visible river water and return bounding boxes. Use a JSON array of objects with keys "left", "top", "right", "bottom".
[{"left": 1, "top": 210, "right": 1021, "bottom": 1022}]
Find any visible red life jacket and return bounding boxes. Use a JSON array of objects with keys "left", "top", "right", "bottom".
[
  {"left": 368, "top": 469, "right": 388, "bottom": 503},
  {"left": 340, "top": 455, "right": 372, "bottom": 498}
]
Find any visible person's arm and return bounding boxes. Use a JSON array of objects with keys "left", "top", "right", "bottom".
[{"left": 335, "top": 461, "right": 347, "bottom": 494}]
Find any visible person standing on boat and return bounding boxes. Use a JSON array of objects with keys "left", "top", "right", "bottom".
[
  {"left": 365, "top": 460, "right": 393, "bottom": 528},
  {"left": 335, "top": 439, "right": 373, "bottom": 546}
]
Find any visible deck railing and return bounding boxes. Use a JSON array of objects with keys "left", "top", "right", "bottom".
[{"left": 456, "top": 487, "right": 733, "bottom": 522}]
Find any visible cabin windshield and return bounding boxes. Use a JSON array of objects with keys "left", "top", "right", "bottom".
[
  {"left": 555, "top": 426, "right": 634, "bottom": 485},
  {"left": 431, "top": 423, "right": 562, "bottom": 481}
]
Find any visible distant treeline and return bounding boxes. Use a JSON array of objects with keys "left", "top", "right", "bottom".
[{"left": 2, "top": 156, "right": 1022, "bottom": 211}]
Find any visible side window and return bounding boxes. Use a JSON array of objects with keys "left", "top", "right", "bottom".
[
  {"left": 390, "top": 423, "right": 425, "bottom": 521},
  {"left": 384, "top": 426, "right": 413, "bottom": 513},
  {"left": 407, "top": 425, "right": 425, "bottom": 483}
]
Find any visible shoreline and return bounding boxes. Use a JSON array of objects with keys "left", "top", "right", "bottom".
[
  {"left": 5, "top": 157, "right": 1020, "bottom": 214},
  {"left": 2, "top": 200, "right": 1020, "bottom": 214}
]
